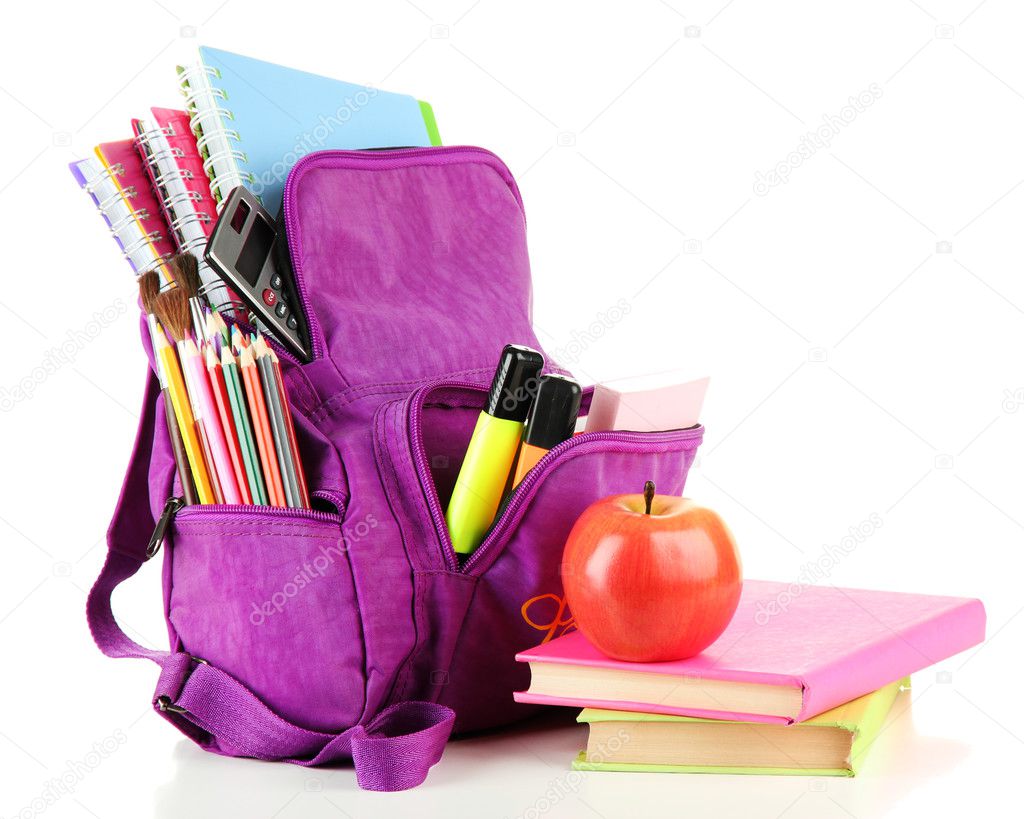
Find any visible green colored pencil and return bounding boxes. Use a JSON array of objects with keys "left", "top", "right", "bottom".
[{"left": 221, "top": 346, "right": 268, "bottom": 505}]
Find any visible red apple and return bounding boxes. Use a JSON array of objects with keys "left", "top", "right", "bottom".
[{"left": 561, "top": 482, "right": 742, "bottom": 662}]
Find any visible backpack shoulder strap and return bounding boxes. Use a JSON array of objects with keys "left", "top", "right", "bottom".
[{"left": 86, "top": 370, "right": 454, "bottom": 790}]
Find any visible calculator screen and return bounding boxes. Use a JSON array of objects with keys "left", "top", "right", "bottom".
[{"left": 237, "top": 212, "right": 275, "bottom": 286}]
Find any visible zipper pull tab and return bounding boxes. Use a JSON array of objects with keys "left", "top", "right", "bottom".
[{"left": 147, "top": 496, "right": 185, "bottom": 560}]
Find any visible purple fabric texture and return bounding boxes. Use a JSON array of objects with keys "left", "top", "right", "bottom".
[{"left": 87, "top": 147, "right": 703, "bottom": 789}]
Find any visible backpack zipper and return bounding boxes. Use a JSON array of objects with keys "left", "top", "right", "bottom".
[
  {"left": 406, "top": 380, "right": 703, "bottom": 574},
  {"left": 147, "top": 495, "right": 184, "bottom": 559}
]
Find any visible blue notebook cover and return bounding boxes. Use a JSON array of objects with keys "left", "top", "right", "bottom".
[{"left": 197, "top": 46, "right": 440, "bottom": 213}]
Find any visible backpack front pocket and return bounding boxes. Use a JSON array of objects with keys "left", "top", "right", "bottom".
[
  {"left": 167, "top": 500, "right": 367, "bottom": 733},
  {"left": 379, "top": 379, "right": 703, "bottom": 574},
  {"left": 375, "top": 378, "right": 703, "bottom": 730}
]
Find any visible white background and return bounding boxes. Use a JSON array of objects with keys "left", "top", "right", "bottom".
[{"left": 1, "top": 1, "right": 1021, "bottom": 817}]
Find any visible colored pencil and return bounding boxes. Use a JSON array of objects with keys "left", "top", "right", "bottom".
[
  {"left": 256, "top": 341, "right": 299, "bottom": 507},
  {"left": 206, "top": 344, "right": 252, "bottom": 505},
  {"left": 269, "top": 345, "right": 310, "bottom": 508},
  {"left": 155, "top": 287, "right": 224, "bottom": 504},
  {"left": 222, "top": 346, "right": 268, "bottom": 505},
  {"left": 153, "top": 323, "right": 198, "bottom": 505},
  {"left": 197, "top": 419, "right": 224, "bottom": 503},
  {"left": 205, "top": 309, "right": 230, "bottom": 349},
  {"left": 180, "top": 339, "right": 243, "bottom": 504},
  {"left": 256, "top": 337, "right": 310, "bottom": 508},
  {"left": 239, "top": 345, "right": 286, "bottom": 506},
  {"left": 152, "top": 322, "right": 214, "bottom": 504}
]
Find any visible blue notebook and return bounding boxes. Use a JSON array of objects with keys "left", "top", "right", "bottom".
[{"left": 178, "top": 46, "right": 441, "bottom": 213}]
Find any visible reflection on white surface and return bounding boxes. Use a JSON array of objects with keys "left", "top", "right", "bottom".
[{"left": 137, "top": 687, "right": 996, "bottom": 819}]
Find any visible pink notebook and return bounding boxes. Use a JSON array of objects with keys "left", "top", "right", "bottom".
[
  {"left": 94, "top": 139, "right": 177, "bottom": 265},
  {"left": 515, "top": 580, "right": 985, "bottom": 724},
  {"left": 132, "top": 108, "right": 239, "bottom": 315}
]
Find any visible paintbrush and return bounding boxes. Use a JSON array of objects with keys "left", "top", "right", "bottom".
[
  {"left": 140, "top": 272, "right": 200, "bottom": 505},
  {"left": 169, "top": 252, "right": 207, "bottom": 343}
]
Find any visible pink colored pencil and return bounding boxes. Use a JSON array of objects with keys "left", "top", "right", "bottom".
[
  {"left": 206, "top": 344, "right": 252, "bottom": 505},
  {"left": 239, "top": 344, "right": 286, "bottom": 507},
  {"left": 180, "top": 339, "right": 242, "bottom": 504}
]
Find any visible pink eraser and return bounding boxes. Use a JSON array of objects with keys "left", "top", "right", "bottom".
[{"left": 585, "top": 371, "right": 709, "bottom": 433}]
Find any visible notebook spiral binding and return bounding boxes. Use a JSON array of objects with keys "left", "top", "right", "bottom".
[
  {"left": 120, "top": 231, "right": 165, "bottom": 261},
  {"left": 95, "top": 184, "right": 134, "bottom": 212},
  {"left": 83, "top": 162, "right": 123, "bottom": 194},
  {"left": 86, "top": 160, "right": 168, "bottom": 274},
  {"left": 199, "top": 280, "right": 248, "bottom": 317},
  {"left": 133, "top": 108, "right": 248, "bottom": 322},
  {"left": 167, "top": 211, "right": 211, "bottom": 234},
  {"left": 194, "top": 127, "right": 241, "bottom": 156},
  {"left": 177, "top": 64, "right": 254, "bottom": 204},
  {"left": 134, "top": 130, "right": 205, "bottom": 243},
  {"left": 107, "top": 209, "right": 149, "bottom": 235}
]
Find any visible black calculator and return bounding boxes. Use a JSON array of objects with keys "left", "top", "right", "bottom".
[{"left": 204, "top": 186, "right": 313, "bottom": 362}]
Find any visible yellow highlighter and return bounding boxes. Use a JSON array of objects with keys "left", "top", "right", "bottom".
[{"left": 445, "top": 345, "right": 544, "bottom": 555}]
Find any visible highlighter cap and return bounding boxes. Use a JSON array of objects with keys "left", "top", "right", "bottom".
[
  {"left": 522, "top": 374, "right": 582, "bottom": 450},
  {"left": 485, "top": 344, "right": 545, "bottom": 422}
]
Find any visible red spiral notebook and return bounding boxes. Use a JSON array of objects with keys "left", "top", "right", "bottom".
[
  {"left": 515, "top": 580, "right": 985, "bottom": 724},
  {"left": 132, "top": 108, "right": 239, "bottom": 315}
]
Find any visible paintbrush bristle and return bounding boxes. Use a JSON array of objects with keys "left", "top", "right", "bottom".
[
  {"left": 170, "top": 253, "right": 202, "bottom": 298},
  {"left": 138, "top": 270, "right": 161, "bottom": 316},
  {"left": 154, "top": 286, "right": 193, "bottom": 344}
]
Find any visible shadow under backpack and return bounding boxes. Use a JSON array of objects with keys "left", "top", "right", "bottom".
[{"left": 87, "top": 146, "right": 703, "bottom": 791}]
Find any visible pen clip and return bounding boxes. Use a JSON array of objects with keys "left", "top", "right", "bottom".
[{"left": 147, "top": 496, "right": 185, "bottom": 560}]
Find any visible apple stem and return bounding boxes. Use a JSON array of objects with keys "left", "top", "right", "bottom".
[{"left": 644, "top": 481, "right": 655, "bottom": 515}]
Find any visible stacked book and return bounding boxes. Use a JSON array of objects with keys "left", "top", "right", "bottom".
[{"left": 515, "top": 580, "right": 984, "bottom": 776}]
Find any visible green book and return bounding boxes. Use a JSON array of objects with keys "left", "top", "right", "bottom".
[{"left": 573, "top": 678, "right": 908, "bottom": 777}]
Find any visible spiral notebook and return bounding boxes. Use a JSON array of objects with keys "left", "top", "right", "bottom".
[
  {"left": 70, "top": 157, "right": 158, "bottom": 277},
  {"left": 177, "top": 46, "right": 442, "bottom": 214},
  {"left": 72, "top": 140, "right": 177, "bottom": 281},
  {"left": 132, "top": 108, "right": 239, "bottom": 314},
  {"left": 71, "top": 108, "right": 244, "bottom": 318}
]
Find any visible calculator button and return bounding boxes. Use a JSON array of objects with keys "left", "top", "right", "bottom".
[
  {"left": 262, "top": 288, "right": 277, "bottom": 307},
  {"left": 275, "top": 302, "right": 287, "bottom": 318},
  {"left": 287, "top": 316, "right": 298, "bottom": 330},
  {"left": 270, "top": 274, "right": 283, "bottom": 289}
]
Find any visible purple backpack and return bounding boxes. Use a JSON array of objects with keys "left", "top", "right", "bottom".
[{"left": 87, "top": 146, "right": 703, "bottom": 790}]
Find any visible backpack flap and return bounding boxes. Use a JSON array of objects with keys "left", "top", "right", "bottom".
[{"left": 282, "top": 147, "right": 548, "bottom": 391}]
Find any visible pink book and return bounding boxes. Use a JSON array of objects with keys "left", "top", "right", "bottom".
[{"left": 514, "top": 579, "right": 985, "bottom": 724}]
